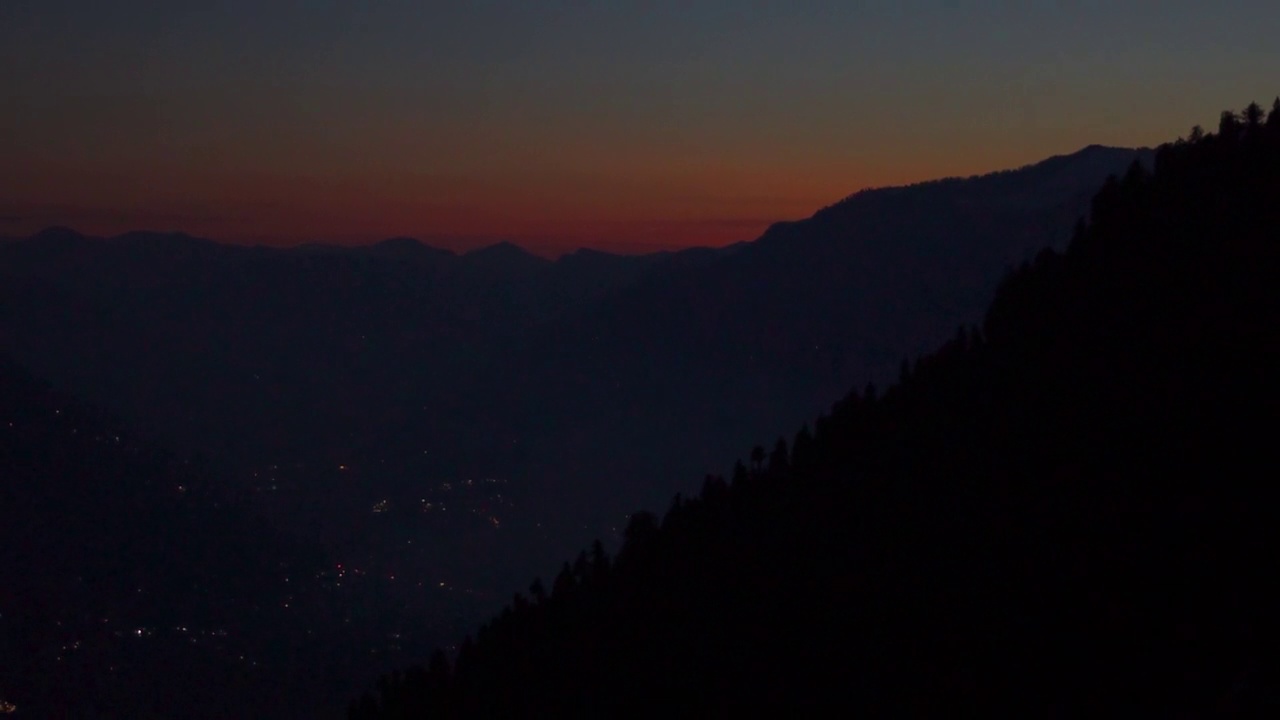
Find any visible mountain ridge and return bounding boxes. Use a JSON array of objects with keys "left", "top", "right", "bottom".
[
  {"left": 14, "top": 144, "right": 1148, "bottom": 261},
  {"left": 348, "top": 101, "right": 1280, "bottom": 719},
  {"left": 0, "top": 142, "right": 1155, "bottom": 713}
]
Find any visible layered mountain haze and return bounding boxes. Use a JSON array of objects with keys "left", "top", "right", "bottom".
[
  {"left": 8, "top": 3, "right": 1279, "bottom": 717},
  {"left": 511, "top": 145, "right": 1155, "bottom": 514},
  {"left": 351, "top": 104, "right": 1280, "bottom": 717},
  {"left": 0, "top": 144, "right": 1147, "bottom": 559},
  {"left": 2, "top": 144, "right": 1154, "bottom": 716}
]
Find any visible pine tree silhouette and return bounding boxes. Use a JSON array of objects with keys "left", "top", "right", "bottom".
[{"left": 348, "top": 100, "right": 1280, "bottom": 717}]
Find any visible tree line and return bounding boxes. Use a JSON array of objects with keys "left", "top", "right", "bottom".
[{"left": 349, "top": 99, "right": 1280, "bottom": 717}]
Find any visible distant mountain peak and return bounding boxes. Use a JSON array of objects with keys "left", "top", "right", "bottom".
[
  {"left": 467, "top": 240, "right": 530, "bottom": 255},
  {"left": 370, "top": 236, "right": 455, "bottom": 259},
  {"left": 1038, "top": 144, "right": 1149, "bottom": 167},
  {"left": 565, "top": 247, "right": 617, "bottom": 259},
  {"left": 463, "top": 241, "right": 547, "bottom": 263},
  {"left": 450, "top": 241, "right": 551, "bottom": 277},
  {"left": 1074, "top": 143, "right": 1132, "bottom": 155},
  {"left": 812, "top": 144, "right": 1151, "bottom": 221},
  {"left": 110, "top": 229, "right": 207, "bottom": 245},
  {"left": 376, "top": 236, "right": 425, "bottom": 249},
  {"left": 556, "top": 247, "right": 628, "bottom": 266},
  {"left": 29, "top": 226, "right": 86, "bottom": 243}
]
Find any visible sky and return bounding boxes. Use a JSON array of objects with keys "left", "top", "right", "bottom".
[{"left": 3, "top": 1, "right": 1278, "bottom": 255}]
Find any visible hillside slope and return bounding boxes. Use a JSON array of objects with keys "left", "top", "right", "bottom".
[
  {"left": 493, "top": 144, "right": 1153, "bottom": 526},
  {"left": 350, "top": 102, "right": 1280, "bottom": 717},
  {"left": 0, "top": 145, "right": 1149, "bottom": 626}
]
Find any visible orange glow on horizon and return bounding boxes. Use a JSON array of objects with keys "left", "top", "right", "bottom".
[
  {"left": 2, "top": 146, "right": 1057, "bottom": 256},
  {"left": 3, "top": 2, "right": 1268, "bottom": 257}
]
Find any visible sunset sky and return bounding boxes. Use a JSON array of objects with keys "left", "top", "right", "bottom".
[{"left": 3, "top": 1, "right": 1278, "bottom": 255}]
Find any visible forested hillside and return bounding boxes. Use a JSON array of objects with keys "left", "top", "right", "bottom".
[
  {"left": 0, "top": 145, "right": 1144, "bottom": 558},
  {"left": 350, "top": 101, "right": 1280, "bottom": 717}
]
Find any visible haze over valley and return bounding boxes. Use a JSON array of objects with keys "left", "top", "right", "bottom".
[
  {"left": 4, "top": 2, "right": 1279, "bottom": 716},
  {"left": 3, "top": 145, "right": 1150, "bottom": 715}
]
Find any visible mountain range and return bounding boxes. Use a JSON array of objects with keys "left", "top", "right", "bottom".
[
  {"left": 349, "top": 103, "right": 1280, "bottom": 718},
  {"left": 2, "top": 142, "right": 1157, "bottom": 717},
  {"left": 0, "top": 144, "right": 1148, "bottom": 528}
]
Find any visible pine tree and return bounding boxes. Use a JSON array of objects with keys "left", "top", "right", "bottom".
[
  {"left": 750, "top": 445, "right": 766, "bottom": 474},
  {"left": 590, "top": 539, "right": 611, "bottom": 575},
  {"left": 529, "top": 578, "right": 547, "bottom": 604},
  {"left": 1244, "top": 101, "right": 1265, "bottom": 129},
  {"left": 768, "top": 438, "right": 790, "bottom": 477}
]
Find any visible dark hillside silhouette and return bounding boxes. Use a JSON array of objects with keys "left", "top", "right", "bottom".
[
  {"left": 493, "top": 145, "right": 1152, "bottom": 526},
  {"left": 349, "top": 102, "right": 1280, "bottom": 717},
  {"left": 0, "top": 146, "right": 1146, "bottom": 609},
  {"left": 0, "top": 144, "right": 1152, "bottom": 717}
]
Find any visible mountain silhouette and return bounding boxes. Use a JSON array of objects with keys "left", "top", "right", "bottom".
[
  {"left": 504, "top": 144, "right": 1153, "bottom": 528},
  {"left": 1, "top": 143, "right": 1154, "bottom": 716},
  {"left": 0, "top": 144, "right": 1149, "bottom": 615},
  {"left": 348, "top": 102, "right": 1280, "bottom": 718},
  {"left": 366, "top": 236, "right": 456, "bottom": 264}
]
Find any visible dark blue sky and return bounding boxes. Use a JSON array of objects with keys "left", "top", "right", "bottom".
[{"left": 3, "top": 1, "right": 1277, "bottom": 252}]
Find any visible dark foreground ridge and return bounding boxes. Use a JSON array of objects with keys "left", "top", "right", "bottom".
[{"left": 350, "top": 100, "right": 1280, "bottom": 716}]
